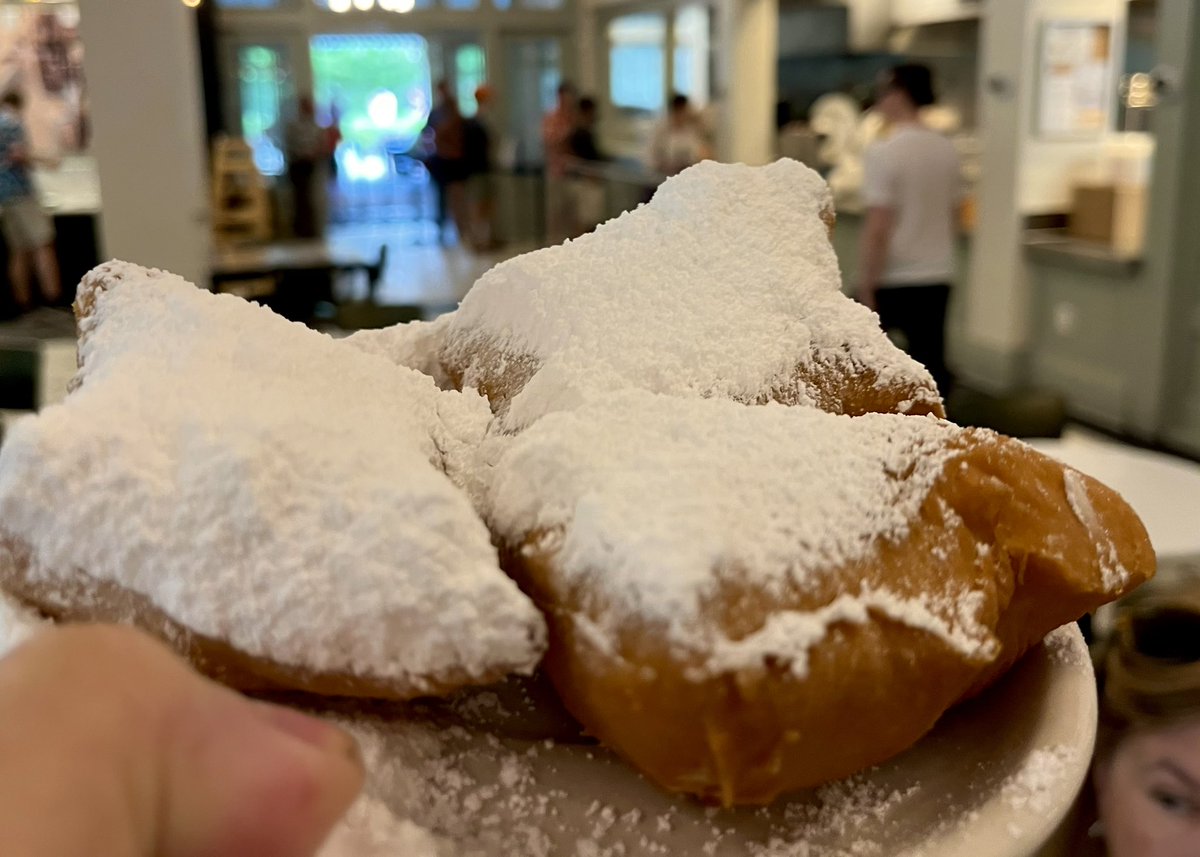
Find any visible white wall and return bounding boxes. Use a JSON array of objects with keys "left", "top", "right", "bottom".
[{"left": 78, "top": 0, "right": 210, "bottom": 286}]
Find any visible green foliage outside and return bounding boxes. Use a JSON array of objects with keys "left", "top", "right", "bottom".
[{"left": 311, "top": 34, "right": 432, "bottom": 152}]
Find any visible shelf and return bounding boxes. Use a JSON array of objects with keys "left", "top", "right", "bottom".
[{"left": 1023, "top": 230, "right": 1142, "bottom": 278}]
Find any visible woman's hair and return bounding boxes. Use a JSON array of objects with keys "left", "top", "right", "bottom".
[
  {"left": 1096, "top": 587, "right": 1200, "bottom": 749},
  {"left": 1055, "top": 590, "right": 1200, "bottom": 856}
]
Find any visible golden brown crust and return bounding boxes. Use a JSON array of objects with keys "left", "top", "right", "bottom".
[
  {"left": 440, "top": 343, "right": 540, "bottom": 418},
  {"left": 499, "top": 431, "right": 1153, "bottom": 805},
  {"left": 436, "top": 197, "right": 944, "bottom": 422},
  {"left": 820, "top": 203, "right": 837, "bottom": 237},
  {"left": 768, "top": 352, "right": 945, "bottom": 418},
  {"left": 0, "top": 536, "right": 524, "bottom": 701},
  {"left": 69, "top": 261, "right": 124, "bottom": 391},
  {"left": 441, "top": 340, "right": 944, "bottom": 421}
]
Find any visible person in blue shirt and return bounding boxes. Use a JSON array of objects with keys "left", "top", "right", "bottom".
[{"left": 0, "top": 90, "right": 59, "bottom": 312}]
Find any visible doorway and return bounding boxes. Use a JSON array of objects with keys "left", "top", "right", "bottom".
[
  {"left": 309, "top": 32, "right": 436, "bottom": 233},
  {"left": 501, "top": 35, "right": 562, "bottom": 171}
]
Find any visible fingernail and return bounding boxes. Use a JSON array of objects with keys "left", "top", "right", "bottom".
[{"left": 253, "top": 703, "right": 363, "bottom": 768}]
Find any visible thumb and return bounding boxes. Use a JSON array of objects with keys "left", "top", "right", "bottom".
[
  {"left": 161, "top": 686, "right": 364, "bottom": 857},
  {"left": 0, "top": 624, "right": 363, "bottom": 857}
]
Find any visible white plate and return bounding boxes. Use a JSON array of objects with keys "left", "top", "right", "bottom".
[
  {"left": 0, "top": 597, "right": 1096, "bottom": 856},
  {"left": 322, "top": 625, "right": 1097, "bottom": 857}
]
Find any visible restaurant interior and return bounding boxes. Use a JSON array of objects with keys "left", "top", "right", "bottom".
[{"left": 1, "top": 1, "right": 1200, "bottom": 854}]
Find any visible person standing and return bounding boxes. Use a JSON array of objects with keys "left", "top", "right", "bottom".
[
  {"left": 424, "top": 80, "right": 456, "bottom": 242},
  {"left": 429, "top": 87, "right": 471, "bottom": 247},
  {"left": 566, "top": 96, "right": 607, "bottom": 235},
  {"left": 541, "top": 81, "right": 577, "bottom": 244},
  {"left": 648, "top": 93, "right": 712, "bottom": 177},
  {"left": 568, "top": 96, "right": 604, "bottom": 163},
  {"left": 284, "top": 95, "right": 326, "bottom": 239},
  {"left": 0, "top": 90, "right": 59, "bottom": 313},
  {"left": 856, "top": 64, "right": 960, "bottom": 398},
  {"left": 463, "top": 84, "right": 498, "bottom": 250}
]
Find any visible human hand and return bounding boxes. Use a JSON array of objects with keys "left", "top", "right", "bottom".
[{"left": 0, "top": 624, "right": 363, "bottom": 857}]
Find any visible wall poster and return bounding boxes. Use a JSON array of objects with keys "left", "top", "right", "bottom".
[{"left": 1036, "top": 21, "right": 1114, "bottom": 138}]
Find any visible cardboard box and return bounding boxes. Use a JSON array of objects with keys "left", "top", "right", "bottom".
[{"left": 1068, "top": 184, "right": 1116, "bottom": 244}]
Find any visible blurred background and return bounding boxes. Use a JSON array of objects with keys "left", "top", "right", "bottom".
[{"left": 2, "top": 0, "right": 1200, "bottom": 483}]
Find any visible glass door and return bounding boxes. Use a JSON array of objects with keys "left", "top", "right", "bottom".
[
  {"left": 309, "top": 33, "right": 434, "bottom": 226},
  {"left": 502, "top": 35, "right": 563, "bottom": 170}
]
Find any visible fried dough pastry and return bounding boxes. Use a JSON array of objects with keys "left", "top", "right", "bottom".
[
  {"left": 440, "top": 160, "right": 943, "bottom": 430},
  {"left": 481, "top": 390, "right": 1154, "bottom": 804},
  {"left": 0, "top": 262, "right": 546, "bottom": 699},
  {"left": 343, "top": 313, "right": 454, "bottom": 389}
]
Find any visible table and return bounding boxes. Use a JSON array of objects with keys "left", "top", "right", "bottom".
[
  {"left": 1025, "top": 431, "right": 1200, "bottom": 558},
  {"left": 210, "top": 240, "right": 383, "bottom": 321},
  {"left": 211, "top": 240, "right": 378, "bottom": 285},
  {"left": 1026, "top": 431, "right": 1200, "bottom": 638},
  {"left": 0, "top": 310, "right": 79, "bottom": 410}
]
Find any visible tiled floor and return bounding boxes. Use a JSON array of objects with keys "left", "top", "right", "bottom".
[{"left": 326, "top": 222, "right": 539, "bottom": 313}]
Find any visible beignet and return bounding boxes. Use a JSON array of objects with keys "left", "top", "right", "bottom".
[
  {"left": 440, "top": 160, "right": 944, "bottom": 429},
  {"left": 480, "top": 390, "right": 1153, "bottom": 804},
  {"left": 0, "top": 262, "right": 546, "bottom": 699}
]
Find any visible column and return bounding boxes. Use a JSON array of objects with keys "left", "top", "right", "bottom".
[
  {"left": 717, "top": 0, "right": 778, "bottom": 165},
  {"left": 78, "top": 0, "right": 211, "bottom": 286}
]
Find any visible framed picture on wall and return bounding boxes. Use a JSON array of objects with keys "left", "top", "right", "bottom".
[{"left": 1035, "top": 21, "right": 1114, "bottom": 139}]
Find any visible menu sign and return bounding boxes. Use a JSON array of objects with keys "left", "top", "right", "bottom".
[{"left": 1036, "top": 21, "right": 1114, "bottom": 138}]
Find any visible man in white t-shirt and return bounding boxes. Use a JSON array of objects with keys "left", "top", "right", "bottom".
[{"left": 857, "top": 64, "right": 960, "bottom": 397}]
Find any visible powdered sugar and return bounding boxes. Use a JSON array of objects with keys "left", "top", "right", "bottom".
[
  {"left": 444, "top": 160, "right": 940, "bottom": 428},
  {"left": 1044, "top": 622, "right": 1092, "bottom": 669},
  {"left": 344, "top": 315, "right": 454, "bottom": 389},
  {"left": 327, "top": 712, "right": 924, "bottom": 857},
  {"left": 709, "top": 587, "right": 995, "bottom": 677},
  {"left": 0, "top": 589, "right": 45, "bottom": 658},
  {"left": 311, "top": 625, "right": 1092, "bottom": 856},
  {"left": 749, "top": 779, "right": 921, "bottom": 857},
  {"left": 320, "top": 795, "right": 449, "bottom": 857},
  {"left": 1063, "top": 469, "right": 1129, "bottom": 591},
  {"left": 999, "top": 745, "right": 1079, "bottom": 817},
  {"left": 0, "top": 261, "right": 545, "bottom": 690},
  {"left": 0, "top": 615, "right": 1095, "bottom": 855},
  {"left": 483, "top": 389, "right": 993, "bottom": 669}
]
